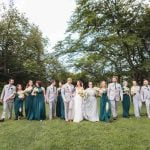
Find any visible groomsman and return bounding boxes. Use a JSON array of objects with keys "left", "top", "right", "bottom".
[
  {"left": 107, "top": 76, "right": 123, "bottom": 120},
  {"left": 0, "top": 79, "right": 16, "bottom": 122},
  {"left": 46, "top": 80, "right": 57, "bottom": 120},
  {"left": 141, "top": 79, "right": 150, "bottom": 118},
  {"left": 61, "top": 78, "right": 75, "bottom": 122}
]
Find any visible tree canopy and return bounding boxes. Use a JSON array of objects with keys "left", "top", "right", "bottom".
[{"left": 54, "top": 0, "right": 150, "bottom": 83}]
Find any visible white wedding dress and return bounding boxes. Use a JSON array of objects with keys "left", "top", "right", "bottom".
[{"left": 73, "top": 89, "right": 84, "bottom": 123}]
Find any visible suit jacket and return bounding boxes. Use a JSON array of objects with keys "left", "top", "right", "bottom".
[
  {"left": 140, "top": 85, "right": 150, "bottom": 102},
  {"left": 0, "top": 84, "right": 16, "bottom": 102},
  {"left": 107, "top": 83, "right": 123, "bottom": 101},
  {"left": 46, "top": 85, "right": 57, "bottom": 102},
  {"left": 61, "top": 83, "right": 75, "bottom": 102}
]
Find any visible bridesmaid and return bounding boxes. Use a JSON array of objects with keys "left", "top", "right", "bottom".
[
  {"left": 99, "top": 81, "right": 111, "bottom": 122},
  {"left": 56, "top": 81, "right": 65, "bottom": 119},
  {"left": 14, "top": 84, "right": 24, "bottom": 120},
  {"left": 131, "top": 80, "right": 142, "bottom": 118},
  {"left": 24, "top": 80, "right": 34, "bottom": 120},
  {"left": 84, "top": 82, "right": 99, "bottom": 122},
  {"left": 32, "top": 81, "right": 46, "bottom": 121},
  {"left": 122, "top": 81, "right": 130, "bottom": 118}
]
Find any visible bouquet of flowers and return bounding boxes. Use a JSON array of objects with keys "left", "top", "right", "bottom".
[
  {"left": 93, "top": 87, "right": 100, "bottom": 96},
  {"left": 18, "top": 91, "right": 25, "bottom": 99},
  {"left": 131, "top": 86, "right": 136, "bottom": 96},
  {"left": 32, "top": 87, "right": 38, "bottom": 96},
  {"left": 123, "top": 86, "right": 129, "bottom": 94},
  {"left": 78, "top": 88, "right": 86, "bottom": 98},
  {"left": 19, "top": 107, "right": 22, "bottom": 112}
]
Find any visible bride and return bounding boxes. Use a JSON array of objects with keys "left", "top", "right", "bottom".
[{"left": 73, "top": 80, "right": 85, "bottom": 123}]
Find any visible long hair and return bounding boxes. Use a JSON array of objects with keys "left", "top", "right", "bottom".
[
  {"left": 100, "top": 81, "right": 107, "bottom": 89},
  {"left": 36, "top": 80, "right": 42, "bottom": 87},
  {"left": 16, "top": 84, "right": 22, "bottom": 91},
  {"left": 76, "top": 80, "right": 83, "bottom": 87},
  {"left": 26, "top": 80, "right": 33, "bottom": 88}
]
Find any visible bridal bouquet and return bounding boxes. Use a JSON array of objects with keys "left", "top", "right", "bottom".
[
  {"left": 93, "top": 87, "right": 100, "bottom": 96},
  {"left": 18, "top": 91, "right": 25, "bottom": 100},
  {"left": 131, "top": 86, "right": 137, "bottom": 96},
  {"left": 123, "top": 86, "right": 129, "bottom": 94},
  {"left": 78, "top": 88, "right": 86, "bottom": 98}
]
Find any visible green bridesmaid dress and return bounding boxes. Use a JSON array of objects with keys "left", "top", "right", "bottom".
[
  {"left": 14, "top": 93, "right": 24, "bottom": 120},
  {"left": 56, "top": 88, "right": 65, "bottom": 119},
  {"left": 33, "top": 87, "right": 46, "bottom": 120},
  {"left": 122, "top": 94, "right": 130, "bottom": 118},
  {"left": 25, "top": 88, "right": 34, "bottom": 120},
  {"left": 100, "top": 92, "right": 111, "bottom": 122}
]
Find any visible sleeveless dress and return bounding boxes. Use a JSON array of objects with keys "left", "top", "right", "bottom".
[
  {"left": 25, "top": 88, "right": 34, "bottom": 120},
  {"left": 33, "top": 87, "right": 46, "bottom": 120},
  {"left": 14, "top": 93, "right": 24, "bottom": 119},
  {"left": 100, "top": 90, "right": 111, "bottom": 122},
  {"left": 84, "top": 88, "right": 99, "bottom": 122},
  {"left": 73, "top": 89, "right": 84, "bottom": 123},
  {"left": 56, "top": 88, "right": 65, "bottom": 119},
  {"left": 122, "top": 86, "right": 130, "bottom": 118}
]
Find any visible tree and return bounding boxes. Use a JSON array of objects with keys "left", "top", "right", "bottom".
[{"left": 54, "top": 0, "right": 150, "bottom": 83}]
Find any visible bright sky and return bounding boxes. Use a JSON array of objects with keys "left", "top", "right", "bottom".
[{"left": 1, "top": 0, "right": 76, "bottom": 52}]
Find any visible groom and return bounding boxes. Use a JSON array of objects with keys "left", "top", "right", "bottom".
[
  {"left": 0, "top": 78, "right": 16, "bottom": 122},
  {"left": 61, "top": 78, "right": 75, "bottom": 122}
]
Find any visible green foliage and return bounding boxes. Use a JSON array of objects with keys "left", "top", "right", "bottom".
[
  {"left": 54, "top": 0, "right": 150, "bottom": 83},
  {"left": 0, "top": 3, "right": 68, "bottom": 86}
]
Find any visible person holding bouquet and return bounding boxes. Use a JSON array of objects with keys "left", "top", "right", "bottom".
[
  {"left": 14, "top": 84, "right": 25, "bottom": 120},
  {"left": 24, "top": 80, "right": 34, "bottom": 120},
  {"left": 84, "top": 82, "right": 99, "bottom": 122},
  {"left": 122, "top": 81, "right": 130, "bottom": 118},
  {"left": 99, "top": 81, "right": 111, "bottom": 122},
  {"left": 56, "top": 81, "right": 65, "bottom": 119},
  {"left": 73, "top": 80, "right": 85, "bottom": 123},
  {"left": 32, "top": 81, "right": 46, "bottom": 121},
  {"left": 131, "top": 80, "right": 142, "bottom": 118}
]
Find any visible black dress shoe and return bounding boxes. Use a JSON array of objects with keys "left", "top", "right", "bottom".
[
  {"left": 0, "top": 118, "right": 5, "bottom": 122},
  {"left": 113, "top": 117, "right": 117, "bottom": 120}
]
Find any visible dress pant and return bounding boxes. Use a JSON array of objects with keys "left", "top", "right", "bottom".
[
  {"left": 64, "top": 100, "right": 74, "bottom": 121},
  {"left": 48, "top": 100, "right": 56, "bottom": 119},
  {"left": 145, "top": 99, "right": 150, "bottom": 118},
  {"left": 110, "top": 100, "right": 118, "bottom": 118},
  {"left": 1, "top": 101, "right": 13, "bottom": 119}
]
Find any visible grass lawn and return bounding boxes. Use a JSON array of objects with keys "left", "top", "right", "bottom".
[{"left": 0, "top": 101, "right": 150, "bottom": 150}]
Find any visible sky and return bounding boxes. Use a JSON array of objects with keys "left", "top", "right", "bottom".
[{"left": 1, "top": 0, "right": 76, "bottom": 52}]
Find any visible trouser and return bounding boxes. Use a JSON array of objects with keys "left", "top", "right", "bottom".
[
  {"left": 1, "top": 101, "right": 13, "bottom": 119},
  {"left": 145, "top": 99, "right": 150, "bottom": 118},
  {"left": 133, "top": 97, "right": 142, "bottom": 117},
  {"left": 64, "top": 100, "right": 74, "bottom": 121},
  {"left": 110, "top": 100, "right": 118, "bottom": 118},
  {"left": 48, "top": 101, "right": 56, "bottom": 119}
]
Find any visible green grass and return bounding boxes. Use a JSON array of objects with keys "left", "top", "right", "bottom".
[{"left": 0, "top": 102, "right": 150, "bottom": 150}]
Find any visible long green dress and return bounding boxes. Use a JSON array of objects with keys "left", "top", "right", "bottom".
[
  {"left": 33, "top": 87, "right": 46, "bottom": 120},
  {"left": 14, "top": 93, "right": 24, "bottom": 119},
  {"left": 56, "top": 88, "right": 65, "bottom": 119},
  {"left": 25, "top": 88, "right": 34, "bottom": 120},
  {"left": 100, "top": 91, "right": 111, "bottom": 122},
  {"left": 122, "top": 86, "right": 130, "bottom": 118}
]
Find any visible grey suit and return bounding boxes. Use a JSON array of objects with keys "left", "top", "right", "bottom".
[
  {"left": 141, "top": 85, "right": 150, "bottom": 118},
  {"left": 46, "top": 85, "right": 57, "bottom": 119},
  {"left": 0, "top": 84, "right": 16, "bottom": 119},
  {"left": 61, "top": 83, "right": 75, "bottom": 121},
  {"left": 107, "top": 83, "right": 123, "bottom": 118}
]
